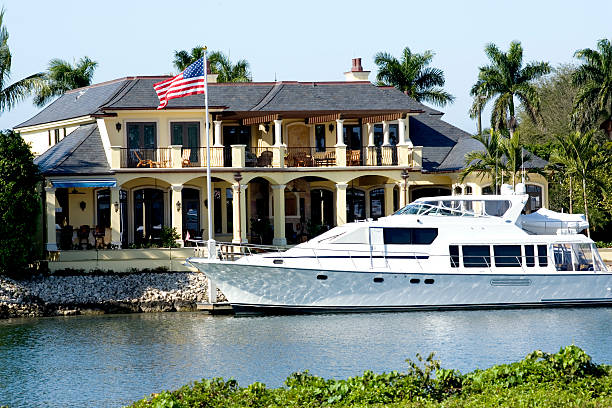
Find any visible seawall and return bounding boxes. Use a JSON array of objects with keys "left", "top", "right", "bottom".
[{"left": 0, "top": 272, "right": 218, "bottom": 318}]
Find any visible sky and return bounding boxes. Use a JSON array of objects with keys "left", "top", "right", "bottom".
[{"left": 1, "top": 0, "right": 610, "bottom": 133}]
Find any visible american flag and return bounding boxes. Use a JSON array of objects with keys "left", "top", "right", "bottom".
[{"left": 154, "top": 57, "right": 206, "bottom": 109}]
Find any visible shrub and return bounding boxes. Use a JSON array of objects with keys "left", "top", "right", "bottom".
[{"left": 160, "top": 226, "right": 180, "bottom": 248}]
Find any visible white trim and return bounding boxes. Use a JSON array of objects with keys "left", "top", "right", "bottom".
[
  {"left": 15, "top": 115, "right": 94, "bottom": 132},
  {"left": 96, "top": 118, "right": 113, "bottom": 168}
]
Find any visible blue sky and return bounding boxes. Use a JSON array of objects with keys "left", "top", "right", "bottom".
[{"left": 1, "top": 0, "right": 610, "bottom": 133}]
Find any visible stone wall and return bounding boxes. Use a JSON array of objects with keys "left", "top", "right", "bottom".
[{"left": 0, "top": 272, "right": 220, "bottom": 318}]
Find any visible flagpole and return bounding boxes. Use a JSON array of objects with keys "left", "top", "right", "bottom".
[{"left": 203, "top": 48, "right": 214, "bottom": 259}]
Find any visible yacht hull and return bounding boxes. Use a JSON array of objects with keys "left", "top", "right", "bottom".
[{"left": 189, "top": 259, "right": 612, "bottom": 314}]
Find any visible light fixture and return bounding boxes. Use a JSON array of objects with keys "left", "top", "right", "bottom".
[
  {"left": 328, "top": 123, "right": 334, "bottom": 132},
  {"left": 115, "top": 122, "right": 122, "bottom": 132},
  {"left": 114, "top": 201, "right": 119, "bottom": 212},
  {"left": 176, "top": 200, "right": 181, "bottom": 212},
  {"left": 79, "top": 201, "right": 86, "bottom": 211},
  {"left": 264, "top": 123, "right": 270, "bottom": 132}
]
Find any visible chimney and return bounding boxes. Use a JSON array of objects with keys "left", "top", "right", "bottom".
[
  {"left": 344, "top": 57, "right": 370, "bottom": 81},
  {"left": 206, "top": 60, "right": 218, "bottom": 83}
]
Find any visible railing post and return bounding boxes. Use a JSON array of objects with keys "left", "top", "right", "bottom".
[
  {"left": 231, "top": 144, "right": 246, "bottom": 168},
  {"left": 413, "top": 146, "right": 423, "bottom": 169},
  {"left": 335, "top": 145, "right": 347, "bottom": 167},
  {"left": 170, "top": 145, "right": 182, "bottom": 168},
  {"left": 272, "top": 145, "right": 285, "bottom": 168},
  {"left": 110, "top": 146, "right": 121, "bottom": 169},
  {"left": 397, "top": 144, "right": 412, "bottom": 167}
]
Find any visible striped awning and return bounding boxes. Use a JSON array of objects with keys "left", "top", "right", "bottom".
[{"left": 51, "top": 178, "right": 117, "bottom": 188}]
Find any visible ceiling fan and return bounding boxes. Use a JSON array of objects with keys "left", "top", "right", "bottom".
[{"left": 69, "top": 188, "right": 85, "bottom": 195}]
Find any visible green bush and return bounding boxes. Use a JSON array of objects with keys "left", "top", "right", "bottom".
[{"left": 160, "top": 226, "right": 180, "bottom": 248}]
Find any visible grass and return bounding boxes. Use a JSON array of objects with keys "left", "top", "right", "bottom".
[{"left": 126, "top": 345, "right": 612, "bottom": 408}]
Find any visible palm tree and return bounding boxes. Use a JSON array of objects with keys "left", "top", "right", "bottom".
[
  {"left": 374, "top": 47, "right": 454, "bottom": 107},
  {"left": 572, "top": 39, "right": 612, "bottom": 139},
  {"left": 498, "top": 130, "right": 544, "bottom": 187},
  {"left": 0, "top": 9, "right": 43, "bottom": 113},
  {"left": 471, "top": 41, "right": 550, "bottom": 138},
  {"left": 549, "top": 132, "right": 580, "bottom": 214},
  {"left": 207, "top": 51, "right": 251, "bottom": 83},
  {"left": 34, "top": 57, "right": 97, "bottom": 107},
  {"left": 173, "top": 46, "right": 206, "bottom": 72},
  {"left": 460, "top": 130, "right": 505, "bottom": 189},
  {"left": 565, "top": 131, "right": 608, "bottom": 237}
]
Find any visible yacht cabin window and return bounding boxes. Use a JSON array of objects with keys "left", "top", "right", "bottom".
[
  {"left": 493, "top": 245, "right": 522, "bottom": 267},
  {"left": 538, "top": 245, "right": 548, "bottom": 266},
  {"left": 449, "top": 245, "right": 459, "bottom": 268},
  {"left": 525, "top": 245, "right": 535, "bottom": 267},
  {"left": 462, "top": 245, "right": 491, "bottom": 268},
  {"left": 382, "top": 228, "right": 438, "bottom": 245}
]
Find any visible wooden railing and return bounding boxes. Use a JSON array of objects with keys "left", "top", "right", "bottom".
[
  {"left": 181, "top": 147, "right": 226, "bottom": 167},
  {"left": 285, "top": 147, "right": 336, "bottom": 167},
  {"left": 121, "top": 148, "right": 171, "bottom": 168},
  {"left": 348, "top": 146, "right": 398, "bottom": 166}
]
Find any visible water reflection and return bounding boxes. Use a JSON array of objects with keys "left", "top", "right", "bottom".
[{"left": 0, "top": 308, "right": 611, "bottom": 408}]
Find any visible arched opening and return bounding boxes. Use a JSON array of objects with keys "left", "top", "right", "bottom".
[
  {"left": 311, "top": 189, "right": 334, "bottom": 229},
  {"left": 347, "top": 188, "right": 366, "bottom": 222},
  {"left": 369, "top": 188, "right": 385, "bottom": 220},
  {"left": 411, "top": 186, "right": 451, "bottom": 201},
  {"left": 133, "top": 188, "right": 165, "bottom": 245},
  {"left": 182, "top": 188, "right": 200, "bottom": 240}
]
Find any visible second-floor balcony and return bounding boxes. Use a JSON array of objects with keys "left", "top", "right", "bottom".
[{"left": 112, "top": 144, "right": 422, "bottom": 170}]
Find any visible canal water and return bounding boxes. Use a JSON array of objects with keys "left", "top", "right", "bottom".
[{"left": 1, "top": 308, "right": 611, "bottom": 408}]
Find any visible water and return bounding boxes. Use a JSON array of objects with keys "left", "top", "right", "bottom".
[{"left": 1, "top": 308, "right": 611, "bottom": 408}]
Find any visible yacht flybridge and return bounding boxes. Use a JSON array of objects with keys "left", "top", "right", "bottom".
[{"left": 187, "top": 184, "right": 611, "bottom": 314}]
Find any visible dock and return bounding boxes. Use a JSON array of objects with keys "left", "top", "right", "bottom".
[{"left": 196, "top": 302, "right": 234, "bottom": 315}]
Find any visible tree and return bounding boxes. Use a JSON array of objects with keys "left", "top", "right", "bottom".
[
  {"left": 0, "top": 9, "right": 43, "bottom": 113},
  {"left": 548, "top": 132, "right": 580, "bottom": 214},
  {"left": 207, "top": 51, "right": 251, "bottom": 83},
  {"left": 173, "top": 47, "right": 252, "bottom": 82},
  {"left": 0, "top": 130, "right": 41, "bottom": 276},
  {"left": 34, "top": 56, "right": 98, "bottom": 107},
  {"left": 518, "top": 65, "right": 579, "bottom": 144},
  {"left": 460, "top": 130, "right": 504, "bottom": 189},
  {"left": 173, "top": 46, "right": 206, "bottom": 72},
  {"left": 572, "top": 39, "right": 612, "bottom": 139},
  {"left": 374, "top": 47, "right": 454, "bottom": 107},
  {"left": 471, "top": 41, "right": 550, "bottom": 138},
  {"left": 499, "top": 130, "right": 544, "bottom": 187}
]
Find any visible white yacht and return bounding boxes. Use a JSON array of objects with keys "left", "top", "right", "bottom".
[{"left": 187, "top": 184, "right": 611, "bottom": 314}]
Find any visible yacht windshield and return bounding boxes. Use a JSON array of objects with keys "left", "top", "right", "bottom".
[{"left": 394, "top": 199, "right": 511, "bottom": 218}]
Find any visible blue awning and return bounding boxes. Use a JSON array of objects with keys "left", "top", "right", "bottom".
[{"left": 51, "top": 178, "right": 117, "bottom": 188}]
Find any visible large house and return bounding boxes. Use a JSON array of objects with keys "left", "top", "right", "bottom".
[{"left": 16, "top": 58, "right": 548, "bottom": 255}]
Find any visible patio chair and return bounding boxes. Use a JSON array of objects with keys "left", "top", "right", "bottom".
[
  {"left": 181, "top": 148, "right": 191, "bottom": 167},
  {"left": 257, "top": 150, "right": 273, "bottom": 167},
  {"left": 133, "top": 150, "right": 153, "bottom": 167},
  {"left": 347, "top": 149, "right": 361, "bottom": 166},
  {"left": 77, "top": 225, "right": 90, "bottom": 249},
  {"left": 94, "top": 225, "right": 105, "bottom": 249}
]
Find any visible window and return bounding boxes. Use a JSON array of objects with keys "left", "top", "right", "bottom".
[
  {"left": 465, "top": 186, "right": 473, "bottom": 195},
  {"left": 525, "top": 245, "right": 535, "bottom": 267},
  {"left": 373, "top": 124, "right": 383, "bottom": 147},
  {"left": 462, "top": 245, "right": 491, "bottom": 268},
  {"left": 127, "top": 122, "right": 156, "bottom": 149},
  {"left": 343, "top": 125, "right": 362, "bottom": 150},
  {"left": 315, "top": 125, "right": 326, "bottom": 152},
  {"left": 54, "top": 129, "right": 60, "bottom": 144},
  {"left": 369, "top": 188, "right": 384, "bottom": 220},
  {"left": 493, "top": 245, "right": 522, "bottom": 267},
  {"left": 172, "top": 122, "right": 200, "bottom": 164},
  {"left": 553, "top": 243, "right": 573, "bottom": 271},
  {"left": 48, "top": 130, "right": 51, "bottom": 146},
  {"left": 572, "top": 243, "right": 594, "bottom": 271},
  {"left": 214, "top": 188, "right": 222, "bottom": 234},
  {"left": 484, "top": 200, "right": 511, "bottom": 216},
  {"left": 347, "top": 188, "right": 366, "bottom": 222},
  {"left": 96, "top": 189, "right": 111, "bottom": 228},
  {"left": 388, "top": 124, "right": 398, "bottom": 145},
  {"left": 226, "top": 188, "right": 233, "bottom": 233},
  {"left": 538, "top": 245, "right": 548, "bottom": 266},
  {"left": 383, "top": 228, "right": 438, "bottom": 245},
  {"left": 449, "top": 245, "right": 459, "bottom": 267},
  {"left": 526, "top": 185, "right": 543, "bottom": 213}
]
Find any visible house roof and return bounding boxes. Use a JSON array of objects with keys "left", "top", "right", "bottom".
[
  {"left": 34, "top": 123, "right": 111, "bottom": 175},
  {"left": 15, "top": 79, "right": 131, "bottom": 128}
]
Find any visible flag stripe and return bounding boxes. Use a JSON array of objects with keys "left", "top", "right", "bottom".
[{"left": 154, "top": 58, "right": 206, "bottom": 109}]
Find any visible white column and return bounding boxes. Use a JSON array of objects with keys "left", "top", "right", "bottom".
[
  {"left": 110, "top": 186, "right": 121, "bottom": 248},
  {"left": 171, "top": 184, "right": 184, "bottom": 247},
  {"left": 271, "top": 184, "right": 287, "bottom": 246},
  {"left": 45, "top": 186, "right": 58, "bottom": 251},
  {"left": 213, "top": 120, "right": 223, "bottom": 147},
  {"left": 335, "top": 119, "right": 345, "bottom": 146},
  {"left": 274, "top": 119, "right": 283, "bottom": 146},
  {"left": 232, "top": 184, "right": 248, "bottom": 243},
  {"left": 382, "top": 121, "right": 390, "bottom": 146},
  {"left": 398, "top": 117, "right": 406, "bottom": 145},
  {"left": 384, "top": 183, "right": 395, "bottom": 216},
  {"left": 335, "top": 182, "right": 348, "bottom": 226},
  {"left": 367, "top": 123, "right": 375, "bottom": 146}
]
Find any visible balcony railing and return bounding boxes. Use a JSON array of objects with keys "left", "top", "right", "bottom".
[
  {"left": 285, "top": 147, "right": 336, "bottom": 167},
  {"left": 181, "top": 147, "right": 226, "bottom": 167},
  {"left": 356, "top": 146, "right": 399, "bottom": 166},
  {"left": 121, "top": 148, "right": 172, "bottom": 168},
  {"left": 246, "top": 146, "right": 275, "bottom": 167}
]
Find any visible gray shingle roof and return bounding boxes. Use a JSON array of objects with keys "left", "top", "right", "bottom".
[
  {"left": 409, "top": 114, "right": 472, "bottom": 172},
  {"left": 34, "top": 123, "right": 111, "bottom": 175},
  {"left": 437, "top": 135, "right": 549, "bottom": 171},
  {"left": 15, "top": 79, "right": 130, "bottom": 128}
]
